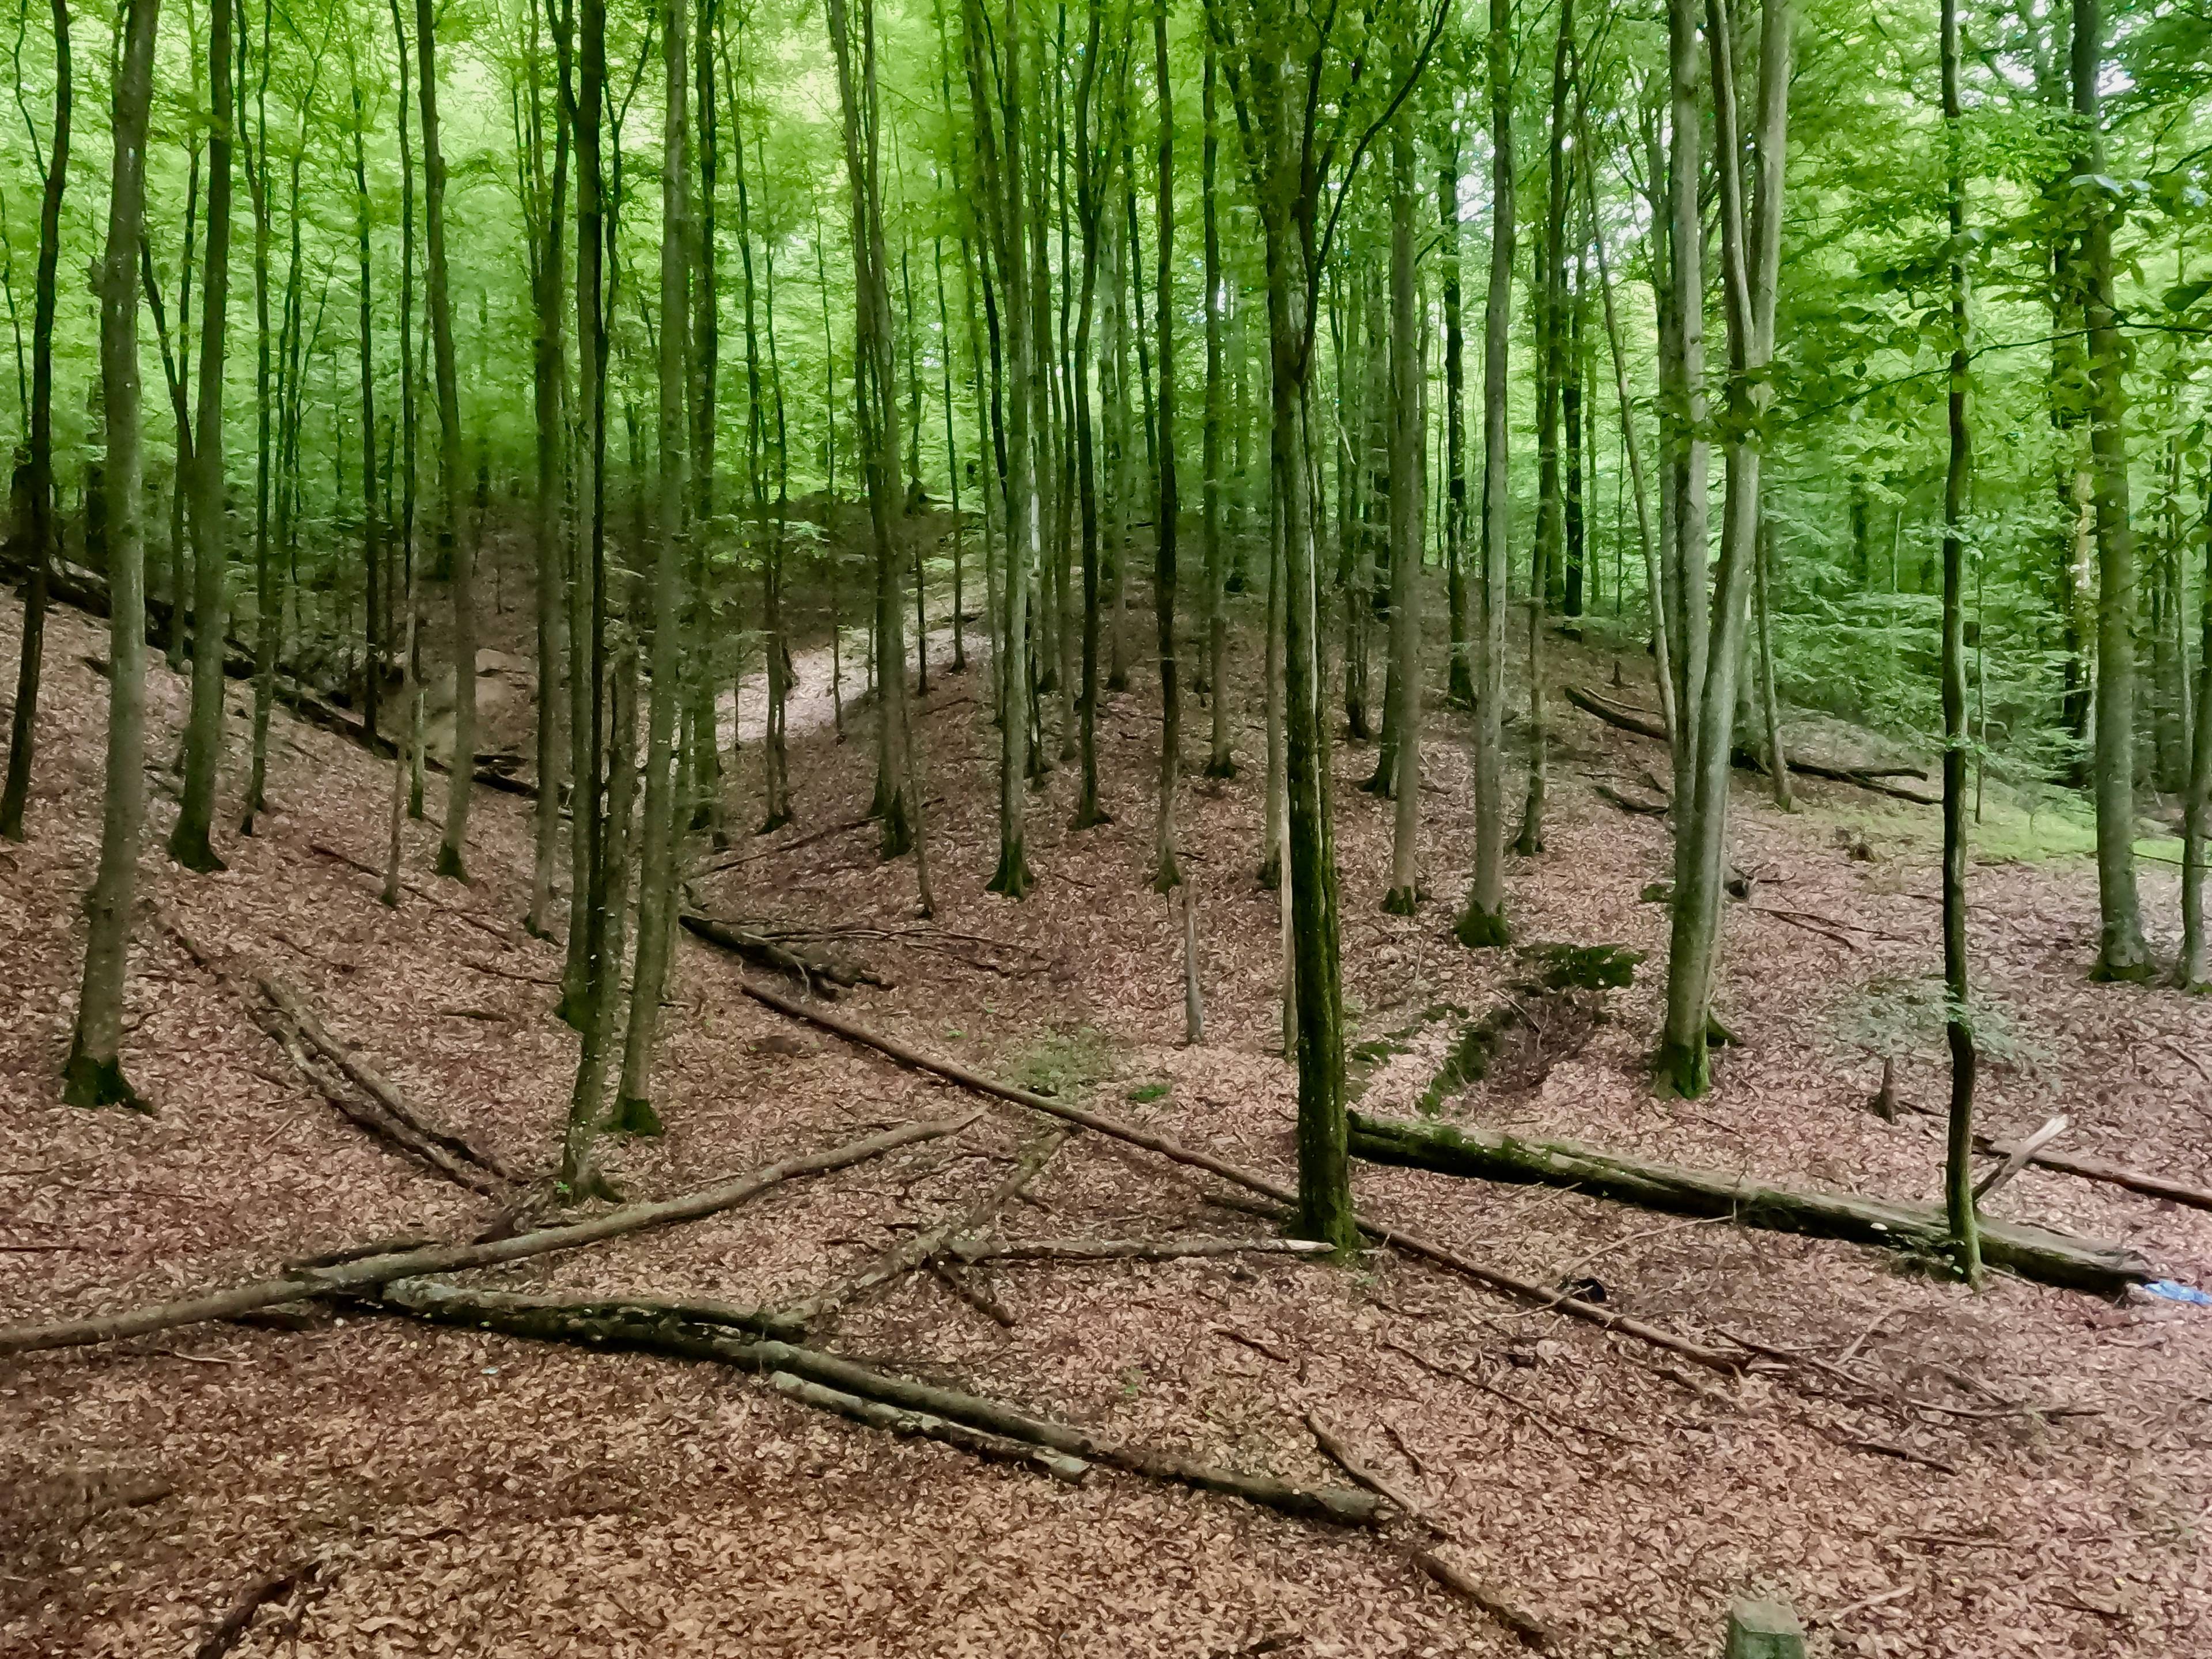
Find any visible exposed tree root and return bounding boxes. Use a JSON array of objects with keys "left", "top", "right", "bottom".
[
  {"left": 0, "top": 1116, "right": 972, "bottom": 1356},
  {"left": 191, "top": 1558, "right": 324, "bottom": 1659},
  {"left": 950, "top": 1236, "right": 1334, "bottom": 1265}
]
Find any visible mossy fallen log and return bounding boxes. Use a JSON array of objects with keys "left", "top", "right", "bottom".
[{"left": 1347, "top": 1112, "right": 2153, "bottom": 1296}]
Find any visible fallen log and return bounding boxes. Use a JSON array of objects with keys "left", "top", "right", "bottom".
[
  {"left": 257, "top": 974, "right": 518, "bottom": 1185},
  {"left": 950, "top": 1235, "right": 1335, "bottom": 1265},
  {"left": 679, "top": 911, "right": 885, "bottom": 997},
  {"left": 1972, "top": 1134, "right": 2212, "bottom": 1214},
  {"left": 1563, "top": 685, "right": 1940, "bottom": 805},
  {"left": 376, "top": 1279, "right": 1380, "bottom": 1525},
  {"left": 768, "top": 1371, "right": 1091, "bottom": 1483},
  {"left": 730, "top": 977, "right": 1745, "bottom": 1372},
  {"left": 1347, "top": 1112, "right": 2152, "bottom": 1296},
  {"left": 1412, "top": 1550, "right": 1555, "bottom": 1651},
  {"left": 0, "top": 1116, "right": 971, "bottom": 1357},
  {"left": 161, "top": 913, "right": 505, "bottom": 1195}
]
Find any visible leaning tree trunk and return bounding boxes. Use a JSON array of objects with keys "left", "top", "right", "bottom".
[
  {"left": 65, "top": 0, "right": 161, "bottom": 1110},
  {"left": 420, "top": 0, "right": 475, "bottom": 882},
  {"left": 1455, "top": 0, "right": 1514, "bottom": 949},
  {"left": 612, "top": 0, "right": 691, "bottom": 1139},
  {"left": 0, "top": 0, "right": 67, "bottom": 843},
  {"left": 168, "top": 0, "right": 234, "bottom": 876}
]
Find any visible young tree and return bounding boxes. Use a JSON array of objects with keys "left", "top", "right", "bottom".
[
  {"left": 65, "top": 0, "right": 163, "bottom": 1109},
  {"left": 0, "top": 0, "right": 67, "bottom": 843},
  {"left": 1149, "top": 0, "right": 1180, "bottom": 891}
]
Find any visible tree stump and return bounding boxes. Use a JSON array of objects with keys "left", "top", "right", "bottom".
[{"left": 1725, "top": 1599, "right": 1805, "bottom": 1659}]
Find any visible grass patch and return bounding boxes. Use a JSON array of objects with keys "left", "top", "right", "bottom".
[{"left": 1005, "top": 1027, "right": 1118, "bottom": 1099}]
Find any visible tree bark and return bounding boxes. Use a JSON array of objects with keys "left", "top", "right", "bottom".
[{"left": 1382, "top": 101, "right": 1422, "bottom": 915}]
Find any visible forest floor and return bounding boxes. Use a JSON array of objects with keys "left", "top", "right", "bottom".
[{"left": 3, "top": 563, "right": 2210, "bottom": 1658}]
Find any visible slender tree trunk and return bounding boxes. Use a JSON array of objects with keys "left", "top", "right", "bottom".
[
  {"left": 827, "top": 0, "right": 916, "bottom": 876},
  {"left": 1437, "top": 112, "right": 1472, "bottom": 713},
  {"left": 0, "top": 0, "right": 67, "bottom": 843},
  {"left": 1150, "top": 0, "right": 1180, "bottom": 891},
  {"left": 526, "top": 11, "right": 571, "bottom": 937},
  {"left": 1067, "top": 0, "right": 1107, "bottom": 832},
  {"left": 168, "top": 0, "right": 234, "bottom": 874},
  {"left": 383, "top": 0, "right": 422, "bottom": 901},
  {"left": 1455, "top": 0, "right": 1514, "bottom": 949},
  {"left": 240, "top": 5, "right": 275, "bottom": 836},
  {"left": 966, "top": 0, "right": 1033, "bottom": 897},
  {"left": 65, "top": 0, "right": 161, "bottom": 1109},
  {"left": 612, "top": 0, "right": 690, "bottom": 1137},
  {"left": 1939, "top": 0, "right": 1981, "bottom": 1280},
  {"left": 2074, "top": 0, "right": 2152, "bottom": 980},
  {"left": 1382, "top": 101, "right": 1422, "bottom": 915},
  {"left": 421, "top": 0, "right": 475, "bottom": 882},
  {"left": 1200, "top": 36, "right": 1232, "bottom": 779},
  {"left": 1753, "top": 510, "right": 1790, "bottom": 808},
  {"left": 2181, "top": 461, "right": 2212, "bottom": 991}
]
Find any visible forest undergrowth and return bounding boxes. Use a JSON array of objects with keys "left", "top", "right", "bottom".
[{"left": 2, "top": 575, "right": 2209, "bottom": 1658}]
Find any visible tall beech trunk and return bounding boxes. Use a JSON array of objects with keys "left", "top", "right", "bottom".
[
  {"left": 828, "top": 0, "right": 915, "bottom": 866},
  {"left": 1382, "top": 102, "right": 1422, "bottom": 915},
  {"left": 1455, "top": 0, "right": 1514, "bottom": 949},
  {"left": 1380, "top": 100, "right": 1415, "bottom": 925},
  {"left": 1655, "top": 0, "right": 1790, "bottom": 1097},
  {"left": 612, "top": 0, "right": 690, "bottom": 1137},
  {"left": 1518, "top": 0, "right": 1574, "bottom": 858},
  {"left": 1200, "top": 35, "right": 1232, "bottom": 779},
  {"left": 65, "top": 0, "right": 162, "bottom": 1109},
  {"left": 382, "top": 0, "right": 421, "bottom": 902},
  {"left": 1938, "top": 0, "right": 1980, "bottom": 1281},
  {"left": 350, "top": 69, "right": 379, "bottom": 756},
  {"left": 0, "top": 0, "right": 66, "bottom": 843},
  {"left": 1437, "top": 112, "right": 1472, "bottom": 712},
  {"left": 525, "top": 5, "right": 571, "bottom": 937},
  {"left": 169, "top": 0, "right": 234, "bottom": 875},
  {"left": 240, "top": 2, "right": 274, "bottom": 835},
  {"left": 2074, "top": 0, "right": 2152, "bottom": 981},
  {"left": 1150, "top": 0, "right": 1180, "bottom": 892},
  {"left": 419, "top": 0, "right": 475, "bottom": 882},
  {"left": 2183, "top": 461, "right": 2212, "bottom": 991},
  {"left": 1067, "top": 0, "right": 1107, "bottom": 832},
  {"left": 966, "top": 0, "right": 1033, "bottom": 897}
]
